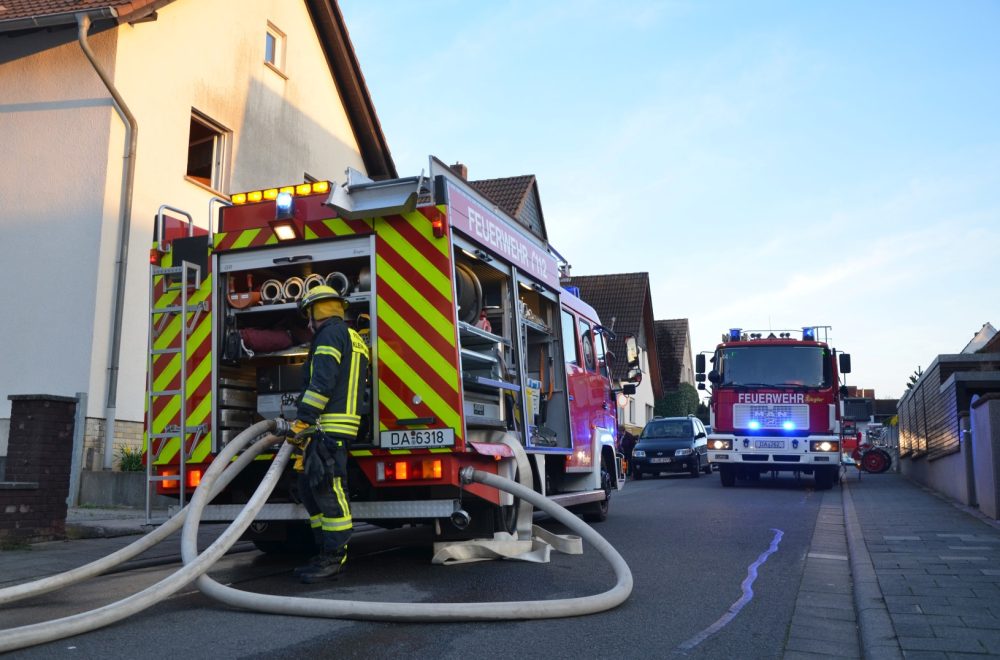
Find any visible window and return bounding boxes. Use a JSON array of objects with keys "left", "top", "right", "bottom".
[
  {"left": 579, "top": 320, "right": 596, "bottom": 372},
  {"left": 265, "top": 22, "right": 286, "bottom": 73},
  {"left": 594, "top": 328, "right": 608, "bottom": 379},
  {"left": 645, "top": 404, "right": 653, "bottom": 423},
  {"left": 186, "top": 111, "right": 229, "bottom": 192},
  {"left": 561, "top": 311, "right": 578, "bottom": 367}
]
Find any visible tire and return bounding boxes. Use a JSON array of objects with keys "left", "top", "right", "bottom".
[
  {"left": 814, "top": 466, "right": 835, "bottom": 490},
  {"left": 720, "top": 466, "right": 736, "bottom": 487},
  {"left": 583, "top": 460, "right": 612, "bottom": 523},
  {"left": 249, "top": 521, "right": 318, "bottom": 555},
  {"left": 861, "top": 449, "right": 891, "bottom": 474},
  {"left": 690, "top": 457, "right": 701, "bottom": 478},
  {"left": 703, "top": 461, "right": 713, "bottom": 475}
]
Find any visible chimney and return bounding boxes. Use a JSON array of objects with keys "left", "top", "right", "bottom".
[{"left": 451, "top": 162, "right": 468, "bottom": 179}]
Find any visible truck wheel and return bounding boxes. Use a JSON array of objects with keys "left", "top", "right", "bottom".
[
  {"left": 814, "top": 466, "right": 835, "bottom": 490},
  {"left": 719, "top": 466, "right": 736, "bottom": 487},
  {"left": 249, "top": 521, "right": 318, "bottom": 555},
  {"left": 583, "top": 461, "right": 612, "bottom": 523}
]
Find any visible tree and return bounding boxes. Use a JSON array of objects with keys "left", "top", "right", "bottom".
[
  {"left": 906, "top": 366, "right": 923, "bottom": 391},
  {"left": 654, "top": 383, "right": 700, "bottom": 417}
]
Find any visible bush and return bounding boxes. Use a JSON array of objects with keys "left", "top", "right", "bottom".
[
  {"left": 654, "top": 383, "right": 701, "bottom": 417},
  {"left": 117, "top": 444, "right": 144, "bottom": 472}
]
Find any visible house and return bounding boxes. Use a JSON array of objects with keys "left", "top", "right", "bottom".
[
  {"left": 561, "top": 272, "right": 664, "bottom": 434},
  {"left": 898, "top": 322, "right": 1000, "bottom": 507},
  {"left": 653, "top": 318, "right": 694, "bottom": 393},
  {"left": 0, "top": 0, "right": 394, "bottom": 470}
]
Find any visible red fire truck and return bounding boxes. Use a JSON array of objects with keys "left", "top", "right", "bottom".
[
  {"left": 144, "top": 157, "right": 633, "bottom": 550},
  {"left": 695, "top": 327, "right": 852, "bottom": 490}
]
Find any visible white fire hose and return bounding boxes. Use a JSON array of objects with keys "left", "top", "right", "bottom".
[{"left": 0, "top": 419, "right": 632, "bottom": 651}]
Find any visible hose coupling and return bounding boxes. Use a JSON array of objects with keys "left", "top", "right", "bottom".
[
  {"left": 459, "top": 466, "right": 476, "bottom": 484},
  {"left": 273, "top": 418, "right": 291, "bottom": 437}
]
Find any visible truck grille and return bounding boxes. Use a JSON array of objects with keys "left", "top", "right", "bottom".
[{"left": 733, "top": 404, "right": 810, "bottom": 430}]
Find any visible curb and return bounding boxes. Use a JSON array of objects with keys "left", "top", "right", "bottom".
[
  {"left": 65, "top": 523, "right": 149, "bottom": 540},
  {"left": 842, "top": 479, "right": 903, "bottom": 659}
]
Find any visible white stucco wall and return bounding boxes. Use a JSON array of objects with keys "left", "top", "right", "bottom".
[
  {"left": 0, "top": 29, "right": 117, "bottom": 417},
  {"left": 1, "top": 0, "right": 370, "bottom": 422}
]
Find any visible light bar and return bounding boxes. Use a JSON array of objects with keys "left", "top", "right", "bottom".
[
  {"left": 230, "top": 180, "right": 332, "bottom": 205},
  {"left": 729, "top": 328, "right": 742, "bottom": 341}
]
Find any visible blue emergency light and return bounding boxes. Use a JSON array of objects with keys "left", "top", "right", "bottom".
[
  {"left": 802, "top": 326, "right": 815, "bottom": 341},
  {"left": 275, "top": 191, "right": 294, "bottom": 219},
  {"left": 748, "top": 420, "right": 761, "bottom": 430},
  {"left": 729, "top": 328, "right": 742, "bottom": 341},
  {"left": 783, "top": 420, "right": 796, "bottom": 431}
]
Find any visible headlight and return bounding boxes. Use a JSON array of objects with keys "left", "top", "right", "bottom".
[
  {"left": 810, "top": 440, "right": 840, "bottom": 452},
  {"left": 675, "top": 448, "right": 693, "bottom": 456},
  {"left": 710, "top": 439, "right": 733, "bottom": 450},
  {"left": 633, "top": 449, "right": 646, "bottom": 458}
]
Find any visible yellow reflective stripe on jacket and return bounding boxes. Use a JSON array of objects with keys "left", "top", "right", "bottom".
[
  {"left": 315, "top": 345, "right": 342, "bottom": 362},
  {"left": 301, "top": 389, "right": 329, "bottom": 410}
]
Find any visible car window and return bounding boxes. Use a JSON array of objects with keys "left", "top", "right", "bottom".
[{"left": 641, "top": 419, "right": 693, "bottom": 439}]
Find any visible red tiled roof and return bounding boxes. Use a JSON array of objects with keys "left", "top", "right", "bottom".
[
  {"left": 563, "top": 273, "right": 660, "bottom": 391},
  {"left": 470, "top": 175, "right": 535, "bottom": 219},
  {"left": 0, "top": 0, "right": 166, "bottom": 24}
]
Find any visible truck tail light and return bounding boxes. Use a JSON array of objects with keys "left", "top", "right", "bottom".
[{"left": 377, "top": 459, "right": 443, "bottom": 481}]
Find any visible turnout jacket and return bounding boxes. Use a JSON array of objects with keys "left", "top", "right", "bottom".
[{"left": 296, "top": 317, "right": 370, "bottom": 440}]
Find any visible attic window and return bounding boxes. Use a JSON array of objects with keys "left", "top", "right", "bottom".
[{"left": 265, "top": 22, "right": 286, "bottom": 74}]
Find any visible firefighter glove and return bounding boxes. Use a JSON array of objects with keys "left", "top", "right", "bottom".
[{"left": 286, "top": 420, "right": 315, "bottom": 449}]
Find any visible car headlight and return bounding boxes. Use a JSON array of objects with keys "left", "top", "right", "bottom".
[
  {"left": 633, "top": 449, "right": 646, "bottom": 458},
  {"left": 675, "top": 448, "right": 693, "bottom": 456},
  {"left": 709, "top": 439, "right": 733, "bottom": 450},
  {"left": 810, "top": 440, "right": 840, "bottom": 452}
]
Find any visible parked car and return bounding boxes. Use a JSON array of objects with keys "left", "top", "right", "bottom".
[{"left": 632, "top": 416, "right": 711, "bottom": 479}]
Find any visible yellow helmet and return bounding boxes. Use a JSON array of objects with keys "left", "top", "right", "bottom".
[{"left": 298, "top": 284, "right": 348, "bottom": 317}]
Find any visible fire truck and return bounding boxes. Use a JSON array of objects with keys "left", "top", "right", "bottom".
[
  {"left": 144, "top": 157, "right": 633, "bottom": 551},
  {"left": 695, "top": 326, "right": 852, "bottom": 490}
]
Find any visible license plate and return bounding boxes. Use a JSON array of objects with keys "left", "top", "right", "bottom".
[
  {"left": 755, "top": 440, "right": 785, "bottom": 449},
  {"left": 650, "top": 457, "right": 672, "bottom": 464},
  {"left": 380, "top": 428, "right": 455, "bottom": 448}
]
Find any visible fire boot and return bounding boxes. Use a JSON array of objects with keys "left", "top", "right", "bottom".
[
  {"left": 292, "top": 529, "right": 325, "bottom": 577},
  {"left": 298, "top": 550, "right": 347, "bottom": 584}
]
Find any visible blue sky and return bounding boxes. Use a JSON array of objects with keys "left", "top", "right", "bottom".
[{"left": 340, "top": 0, "right": 1000, "bottom": 400}]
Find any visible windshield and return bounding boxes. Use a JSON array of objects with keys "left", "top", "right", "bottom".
[
  {"left": 718, "top": 345, "right": 831, "bottom": 388},
  {"left": 641, "top": 419, "right": 693, "bottom": 439}
]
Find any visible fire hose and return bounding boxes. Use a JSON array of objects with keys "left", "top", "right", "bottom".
[{"left": 0, "top": 419, "right": 632, "bottom": 651}]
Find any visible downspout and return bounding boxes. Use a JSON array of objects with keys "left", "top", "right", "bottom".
[{"left": 76, "top": 13, "right": 138, "bottom": 470}]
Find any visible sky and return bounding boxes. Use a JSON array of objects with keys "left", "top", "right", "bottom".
[{"left": 339, "top": 0, "right": 1000, "bottom": 400}]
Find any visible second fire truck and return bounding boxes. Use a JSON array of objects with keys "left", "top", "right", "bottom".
[
  {"left": 696, "top": 326, "right": 852, "bottom": 490},
  {"left": 144, "top": 157, "right": 635, "bottom": 550}
]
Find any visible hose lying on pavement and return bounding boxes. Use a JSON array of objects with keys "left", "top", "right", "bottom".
[
  {"left": 0, "top": 419, "right": 279, "bottom": 607},
  {"left": 0, "top": 420, "right": 289, "bottom": 653},
  {"left": 185, "top": 465, "right": 633, "bottom": 621},
  {"left": 0, "top": 420, "right": 633, "bottom": 652}
]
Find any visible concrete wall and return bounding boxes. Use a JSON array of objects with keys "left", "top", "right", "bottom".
[
  {"left": 900, "top": 448, "right": 971, "bottom": 505},
  {"left": 77, "top": 470, "right": 174, "bottom": 509},
  {"left": 0, "top": 0, "right": 369, "bottom": 427},
  {"left": 972, "top": 395, "right": 1000, "bottom": 518}
]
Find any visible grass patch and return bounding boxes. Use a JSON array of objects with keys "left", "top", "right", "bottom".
[
  {"left": 0, "top": 539, "right": 32, "bottom": 551},
  {"left": 117, "top": 444, "right": 144, "bottom": 472}
]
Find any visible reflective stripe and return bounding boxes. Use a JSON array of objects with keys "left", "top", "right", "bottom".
[
  {"left": 309, "top": 513, "right": 321, "bottom": 530},
  {"left": 315, "top": 346, "right": 342, "bottom": 362},
  {"left": 321, "top": 519, "right": 352, "bottom": 532},
  {"left": 302, "top": 389, "right": 329, "bottom": 410},
  {"left": 333, "top": 477, "right": 351, "bottom": 519}
]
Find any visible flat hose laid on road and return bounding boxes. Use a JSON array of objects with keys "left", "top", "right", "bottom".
[
  {"left": 0, "top": 420, "right": 289, "bottom": 653},
  {"left": 184, "top": 465, "right": 633, "bottom": 621},
  {"left": 0, "top": 423, "right": 633, "bottom": 651}
]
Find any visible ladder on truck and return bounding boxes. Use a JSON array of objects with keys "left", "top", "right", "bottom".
[{"left": 145, "top": 207, "right": 208, "bottom": 523}]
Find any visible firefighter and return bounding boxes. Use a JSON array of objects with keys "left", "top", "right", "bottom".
[{"left": 286, "top": 284, "right": 369, "bottom": 583}]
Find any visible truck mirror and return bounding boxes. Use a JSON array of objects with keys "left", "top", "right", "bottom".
[
  {"left": 625, "top": 335, "right": 639, "bottom": 367},
  {"left": 839, "top": 353, "right": 852, "bottom": 374},
  {"left": 708, "top": 370, "right": 721, "bottom": 384},
  {"left": 627, "top": 367, "right": 642, "bottom": 385},
  {"left": 697, "top": 383, "right": 706, "bottom": 391},
  {"left": 695, "top": 373, "right": 706, "bottom": 383},
  {"left": 839, "top": 385, "right": 849, "bottom": 397},
  {"left": 622, "top": 383, "right": 637, "bottom": 395},
  {"left": 695, "top": 353, "right": 705, "bottom": 373}
]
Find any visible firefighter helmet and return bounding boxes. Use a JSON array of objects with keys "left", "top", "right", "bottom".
[{"left": 298, "top": 284, "right": 348, "bottom": 316}]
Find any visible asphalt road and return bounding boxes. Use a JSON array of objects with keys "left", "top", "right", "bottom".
[{"left": 5, "top": 471, "right": 830, "bottom": 659}]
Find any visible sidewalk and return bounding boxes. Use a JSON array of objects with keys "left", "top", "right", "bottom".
[{"left": 844, "top": 472, "right": 1000, "bottom": 657}]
